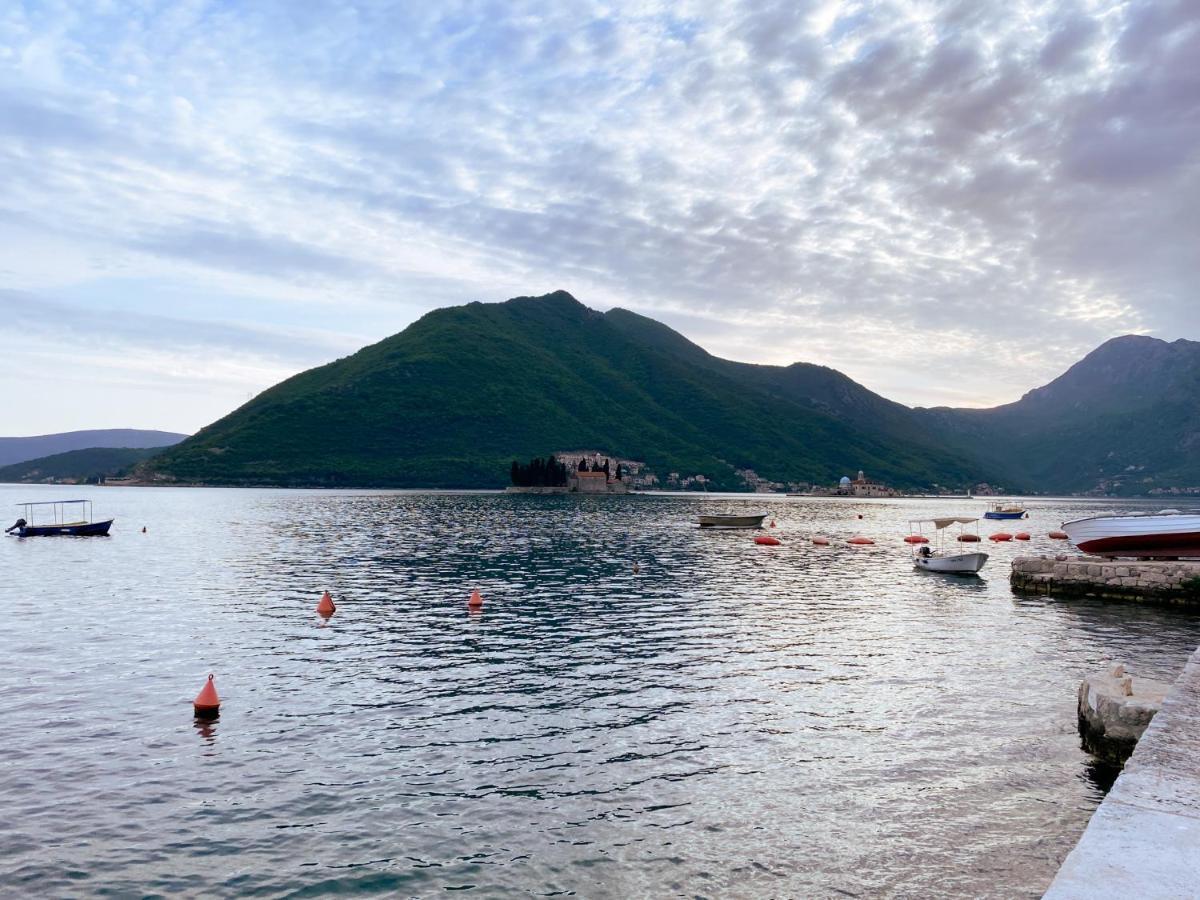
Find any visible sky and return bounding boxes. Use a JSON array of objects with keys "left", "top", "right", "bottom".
[{"left": 1, "top": 0, "right": 1197, "bottom": 435}]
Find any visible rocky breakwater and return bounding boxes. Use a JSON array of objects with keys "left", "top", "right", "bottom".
[
  {"left": 1010, "top": 555, "right": 1200, "bottom": 606},
  {"left": 1078, "top": 664, "right": 1169, "bottom": 764}
]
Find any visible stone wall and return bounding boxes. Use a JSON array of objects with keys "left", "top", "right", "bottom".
[
  {"left": 1044, "top": 645, "right": 1200, "bottom": 898},
  {"left": 1011, "top": 555, "right": 1200, "bottom": 606}
]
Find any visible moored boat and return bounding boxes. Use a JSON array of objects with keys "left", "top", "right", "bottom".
[
  {"left": 5, "top": 500, "right": 114, "bottom": 537},
  {"left": 983, "top": 502, "right": 1028, "bottom": 520},
  {"left": 698, "top": 513, "right": 767, "bottom": 529},
  {"left": 909, "top": 517, "right": 989, "bottom": 574},
  {"left": 1061, "top": 512, "right": 1200, "bottom": 559}
]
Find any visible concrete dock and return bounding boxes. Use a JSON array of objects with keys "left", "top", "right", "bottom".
[
  {"left": 1012, "top": 555, "right": 1200, "bottom": 606},
  {"left": 1045, "top": 646, "right": 1200, "bottom": 898}
]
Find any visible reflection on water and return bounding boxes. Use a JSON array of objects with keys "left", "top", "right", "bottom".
[{"left": 1, "top": 486, "right": 1197, "bottom": 897}]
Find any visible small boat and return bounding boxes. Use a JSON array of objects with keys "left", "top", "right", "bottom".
[
  {"left": 5, "top": 499, "right": 114, "bottom": 537},
  {"left": 983, "top": 502, "right": 1028, "bottom": 520},
  {"left": 909, "top": 517, "right": 988, "bottom": 574},
  {"left": 1061, "top": 511, "right": 1200, "bottom": 559},
  {"left": 698, "top": 513, "right": 767, "bottom": 529}
]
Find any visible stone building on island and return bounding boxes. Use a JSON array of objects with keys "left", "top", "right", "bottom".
[{"left": 836, "top": 470, "right": 898, "bottom": 498}]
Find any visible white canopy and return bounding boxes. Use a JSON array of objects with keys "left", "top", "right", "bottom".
[{"left": 910, "top": 516, "right": 980, "bottom": 529}]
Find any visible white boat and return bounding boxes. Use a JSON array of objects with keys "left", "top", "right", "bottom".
[
  {"left": 909, "top": 517, "right": 989, "bottom": 574},
  {"left": 697, "top": 513, "right": 767, "bottom": 529},
  {"left": 1061, "top": 511, "right": 1200, "bottom": 559}
]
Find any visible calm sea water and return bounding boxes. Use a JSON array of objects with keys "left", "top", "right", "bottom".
[{"left": 2, "top": 485, "right": 1197, "bottom": 898}]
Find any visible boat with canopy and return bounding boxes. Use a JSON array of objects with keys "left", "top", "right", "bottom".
[
  {"left": 908, "top": 517, "right": 988, "bottom": 574},
  {"left": 5, "top": 500, "right": 114, "bottom": 537}
]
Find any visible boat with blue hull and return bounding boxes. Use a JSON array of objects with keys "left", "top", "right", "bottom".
[
  {"left": 983, "top": 503, "right": 1028, "bottom": 520},
  {"left": 5, "top": 500, "right": 114, "bottom": 537}
]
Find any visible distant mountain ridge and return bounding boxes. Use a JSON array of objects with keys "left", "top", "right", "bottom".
[
  {"left": 139, "top": 292, "right": 1198, "bottom": 494},
  {"left": 0, "top": 446, "right": 168, "bottom": 485},
  {"left": 0, "top": 429, "right": 187, "bottom": 467},
  {"left": 919, "top": 335, "right": 1200, "bottom": 494}
]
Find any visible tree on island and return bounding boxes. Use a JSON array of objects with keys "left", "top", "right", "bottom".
[{"left": 510, "top": 455, "right": 569, "bottom": 487}]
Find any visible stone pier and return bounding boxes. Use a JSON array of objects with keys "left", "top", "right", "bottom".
[
  {"left": 1011, "top": 555, "right": 1200, "bottom": 606},
  {"left": 1045, "top": 646, "right": 1200, "bottom": 898}
]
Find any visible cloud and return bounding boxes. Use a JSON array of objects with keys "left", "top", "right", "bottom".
[{"left": 0, "top": 0, "right": 1196, "bottom": 430}]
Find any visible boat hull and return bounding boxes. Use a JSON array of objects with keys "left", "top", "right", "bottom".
[
  {"left": 915, "top": 552, "right": 988, "bottom": 574},
  {"left": 18, "top": 519, "right": 114, "bottom": 537},
  {"left": 698, "top": 514, "right": 767, "bottom": 529},
  {"left": 983, "top": 510, "right": 1026, "bottom": 520},
  {"left": 1062, "top": 514, "right": 1200, "bottom": 559}
]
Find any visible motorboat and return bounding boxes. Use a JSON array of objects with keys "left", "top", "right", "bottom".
[
  {"left": 5, "top": 499, "right": 114, "bottom": 537},
  {"left": 697, "top": 513, "right": 767, "bottom": 529},
  {"left": 1061, "top": 511, "right": 1200, "bottom": 559},
  {"left": 983, "top": 502, "right": 1028, "bottom": 520},
  {"left": 909, "top": 517, "right": 988, "bottom": 574}
]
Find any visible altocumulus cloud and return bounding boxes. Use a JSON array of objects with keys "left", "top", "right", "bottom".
[{"left": 0, "top": 0, "right": 1196, "bottom": 431}]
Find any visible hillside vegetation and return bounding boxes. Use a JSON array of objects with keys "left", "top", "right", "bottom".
[{"left": 142, "top": 292, "right": 1200, "bottom": 494}]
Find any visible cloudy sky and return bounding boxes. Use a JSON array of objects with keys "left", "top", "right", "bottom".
[{"left": 2, "top": 0, "right": 1197, "bottom": 435}]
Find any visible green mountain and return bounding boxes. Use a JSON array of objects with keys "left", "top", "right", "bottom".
[
  {"left": 0, "top": 446, "right": 169, "bottom": 484},
  {"left": 140, "top": 292, "right": 1198, "bottom": 494},
  {"left": 141, "top": 291, "right": 991, "bottom": 490},
  {"left": 920, "top": 335, "right": 1200, "bottom": 495}
]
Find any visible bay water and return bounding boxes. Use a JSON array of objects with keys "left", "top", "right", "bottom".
[{"left": 2, "top": 486, "right": 1197, "bottom": 897}]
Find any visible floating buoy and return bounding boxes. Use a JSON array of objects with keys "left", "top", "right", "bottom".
[
  {"left": 957, "top": 534, "right": 981, "bottom": 542},
  {"left": 989, "top": 533, "right": 1012, "bottom": 542},
  {"left": 847, "top": 535, "right": 874, "bottom": 545},
  {"left": 857, "top": 514, "right": 863, "bottom": 520},
  {"left": 769, "top": 520, "right": 776, "bottom": 528},
  {"left": 316, "top": 590, "right": 336, "bottom": 617},
  {"left": 141, "top": 526, "right": 147, "bottom": 534},
  {"left": 903, "top": 535, "right": 929, "bottom": 544},
  {"left": 633, "top": 562, "right": 640, "bottom": 574},
  {"left": 193, "top": 674, "right": 220, "bottom": 718},
  {"left": 1014, "top": 532, "right": 1031, "bottom": 541},
  {"left": 812, "top": 535, "right": 830, "bottom": 545},
  {"left": 755, "top": 535, "right": 781, "bottom": 546},
  {"left": 468, "top": 589, "right": 484, "bottom": 609},
  {"left": 1049, "top": 530, "right": 1069, "bottom": 540}
]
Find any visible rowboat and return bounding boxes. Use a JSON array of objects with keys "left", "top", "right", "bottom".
[
  {"left": 1061, "top": 511, "right": 1200, "bottom": 559},
  {"left": 909, "top": 517, "right": 988, "bottom": 574},
  {"left": 983, "top": 503, "right": 1028, "bottom": 520},
  {"left": 5, "top": 499, "right": 114, "bottom": 537},
  {"left": 698, "top": 513, "right": 767, "bottom": 529}
]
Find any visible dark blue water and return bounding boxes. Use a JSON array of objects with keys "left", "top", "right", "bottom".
[{"left": 2, "top": 486, "right": 1196, "bottom": 897}]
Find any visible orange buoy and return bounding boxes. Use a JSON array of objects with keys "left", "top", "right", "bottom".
[
  {"left": 316, "top": 590, "right": 336, "bottom": 617},
  {"left": 989, "top": 533, "right": 1012, "bottom": 542},
  {"left": 812, "top": 535, "right": 830, "bottom": 545},
  {"left": 847, "top": 535, "right": 874, "bottom": 545},
  {"left": 193, "top": 674, "right": 220, "bottom": 718},
  {"left": 957, "top": 534, "right": 981, "bottom": 542},
  {"left": 755, "top": 535, "right": 781, "bottom": 546},
  {"left": 468, "top": 589, "right": 484, "bottom": 609},
  {"left": 903, "top": 535, "right": 929, "bottom": 544},
  {"left": 1014, "top": 532, "right": 1031, "bottom": 540},
  {"left": 1049, "top": 530, "right": 1069, "bottom": 539}
]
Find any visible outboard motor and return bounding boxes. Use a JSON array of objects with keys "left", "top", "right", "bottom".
[{"left": 5, "top": 517, "right": 26, "bottom": 534}]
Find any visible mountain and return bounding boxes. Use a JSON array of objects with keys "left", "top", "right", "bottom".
[
  {"left": 0, "top": 446, "right": 169, "bottom": 485},
  {"left": 139, "top": 292, "right": 1197, "bottom": 494},
  {"left": 0, "top": 429, "right": 187, "bottom": 467},
  {"left": 141, "top": 291, "right": 990, "bottom": 490},
  {"left": 919, "top": 336, "right": 1200, "bottom": 494}
]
